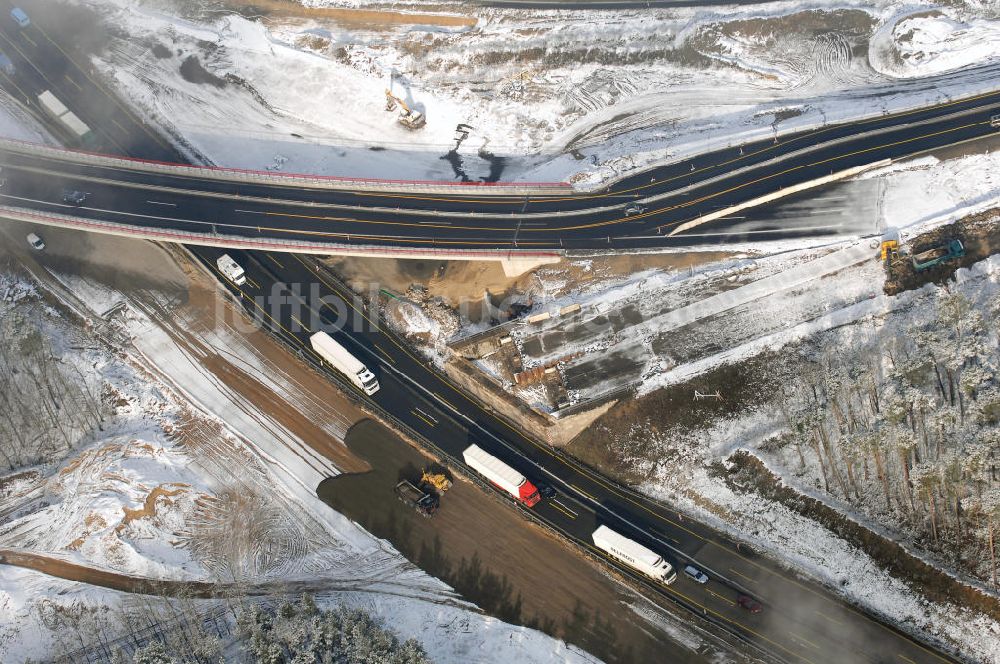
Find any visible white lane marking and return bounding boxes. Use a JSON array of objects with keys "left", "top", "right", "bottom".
[
  {"left": 419, "top": 220, "right": 451, "bottom": 225},
  {"left": 235, "top": 209, "right": 265, "bottom": 215},
  {"left": 412, "top": 406, "right": 439, "bottom": 425},
  {"left": 552, "top": 498, "right": 578, "bottom": 517},
  {"left": 0, "top": 193, "right": 431, "bottom": 242},
  {"left": 147, "top": 200, "right": 176, "bottom": 207}
]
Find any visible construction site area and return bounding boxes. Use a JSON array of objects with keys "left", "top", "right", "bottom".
[{"left": 435, "top": 181, "right": 885, "bottom": 426}]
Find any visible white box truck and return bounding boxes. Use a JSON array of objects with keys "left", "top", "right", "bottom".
[
  {"left": 462, "top": 444, "right": 540, "bottom": 507},
  {"left": 37, "top": 90, "right": 96, "bottom": 147},
  {"left": 592, "top": 525, "right": 676, "bottom": 585},
  {"left": 215, "top": 254, "right": 246, "bottom": 286},
  {"left": 309, "top": 331, "right": 380, "bottom": 395}
]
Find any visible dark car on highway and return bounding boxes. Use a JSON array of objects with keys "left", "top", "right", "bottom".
[
  {"left": 62, "top": 190, "right": 89, "bottom": 205},
  {"left": 737, "top": 595, "right": 763, "bottom": 613}
]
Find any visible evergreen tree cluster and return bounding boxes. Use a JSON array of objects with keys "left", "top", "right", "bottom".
[{"left": 124, "top": 595, "right": 432, "bottom": 664}]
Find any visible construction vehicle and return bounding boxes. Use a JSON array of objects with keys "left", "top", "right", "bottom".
[
  {"left": 384, "top": 89, "right": 425, "bottom": 130},
  {"left": 880, "top": 239, "right": 899, "bottom": 262},
  {"left": 421, "top": 470, "right": 452, "bottom": 494},
  {"left": 911, "top": 239, "right": 965, "bottom": 272},
  {"left": 394, "top": 480, "right": 439, "bottom": 517}
]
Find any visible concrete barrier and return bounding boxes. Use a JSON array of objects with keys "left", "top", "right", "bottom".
[{"left": 0, "top": 137, "right": 572, "bottom": 197}]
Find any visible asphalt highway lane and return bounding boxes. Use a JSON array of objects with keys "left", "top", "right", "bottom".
[
  {"left": 1, "top": 97, "right": 998, "bottom": 250},
  {"left": 0, "top": 5, "right": 983, "bottom": 661},
  {"left": 193, "top": 244, "right": 962, "bottom": 664}
]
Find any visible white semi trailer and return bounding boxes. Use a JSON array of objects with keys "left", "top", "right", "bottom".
[
  {"left": 309, "top": 331, "right": 380, "bottom": 395},
  {"left": 462, "top": 444, "right": 540, "bottom": 507},
  {"left": 592, "top": 525, "right": 677, "bottom": 585},
  {"left": 37, "top": 90, "right": 96, "bottom": 147}
]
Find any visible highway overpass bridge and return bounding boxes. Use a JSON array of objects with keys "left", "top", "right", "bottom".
[
  {"left": 0, "top": 89, "right": 998, "bottom": 274},
  {"left": 0, "top": 6, "right": 994, "bottom": 661}
]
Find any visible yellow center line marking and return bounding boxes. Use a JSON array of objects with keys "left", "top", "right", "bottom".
[
  {"left": 0, "top": 32, "right": 124, "bottom": 156},
  {"left": 374, "top": 343, "right": 396, "bottom": 364},
  {"left": 549, "top": 501, "right": 577, "bottom": 520},
  {"left": 290, "top": 315, "right": 310, "bottom": 333},
  {"left": 341, "top": 87, "right": 1000, "bottom": 207},
  {"left": 63, "top": 74, "right": 82, "bottom": 91},
  {"left": 252, "top": 118, "right": 994, "bottom": 240},
  {"left": 267, "top": 253, "right": 285, "bottom": 269},
  {"left": 246, "top": 277, "right": 260, "bottom": 290},
  {"left": 112, "top": 118, "right": 129, "bottom": 133},
  {"left": 570, "top": 483, "right": 598, "bottom": 502},
  {"left": 705, "top": 588, "right": 736, "bottom": 606},
  {"left": 729, "top": 567, "right": 756, "bottom": 584},
  {"left": 22, "top": 33, "right": 36, "bottom": 47},
  {"left": 898, "top": 655, "right": 917, "bottom": 664},
  {"left": 551, "top": 498, "right": 578, "bottom": 517},
  {"left": 790, "top": 632, "right": 820, "bottom": 651},
  {"left": 413, "top": 407, "right": 438, "bottom": 424},
  {"left": 432, "top": 392, "right": 458, "bottom": 412},
  {"left": 814, "top": 610, "right": 843, "bottom": 626},
  {"left": 411, "top": 409, "right": 436, "bottom": 428},
  {"left": 31, "top": 21, "right": 173, "bottom": 153},
  {"left": 286, "top": 254, "right": 947, "bottom": 664}
]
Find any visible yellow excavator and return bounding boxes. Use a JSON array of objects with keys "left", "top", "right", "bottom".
[
  {"left": 384, "top": 89, "right": 426, "bottom": 130},
  {"left": 421, "top": 469, "right": 452, "bottom": 494}
]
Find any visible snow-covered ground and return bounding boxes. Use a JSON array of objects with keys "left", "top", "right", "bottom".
[
  {"left": 631, "top": 251, "right": 1000, "bottom": 664},
  {"left": 0, "top": 233, "right": 597, "bottom": 663},
  {"left": 57, "top": 0, "right": 1000, "bottom": 185}
]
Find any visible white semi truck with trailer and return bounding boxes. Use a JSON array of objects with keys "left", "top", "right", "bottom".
[
  {"left": 462, "top": 444, "right": 540, "bottom": 507},
  {"left": 37, "top": 90, "right": 96, "bottom": 147},
  {"left": 309, "top": 331, "right": 380, "bottom": 395},
  {"left": 592, "top": 525, "right": 677, "bottom": 585}
]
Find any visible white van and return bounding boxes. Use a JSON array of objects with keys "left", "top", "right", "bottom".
[
  {"left": 216, "top": 253, "right": 246, "bottom": 286},
  {"left": 10, "top": 8, "right": 29, "bottom": 27},
  {"left": 26, "top": 233, "right": 44, "bottom": 251}
]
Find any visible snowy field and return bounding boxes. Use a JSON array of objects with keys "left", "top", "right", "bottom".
[
  {"left": 56, "top": 0, "right": 1000, "bottom": 184},
  {"left": 0, "top": 231, "right": 595, "bottom": 663}
]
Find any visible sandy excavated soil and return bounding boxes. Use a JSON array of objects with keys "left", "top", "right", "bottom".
[{"left": 319, "top": 419, "right": 740, "bottom": 664}]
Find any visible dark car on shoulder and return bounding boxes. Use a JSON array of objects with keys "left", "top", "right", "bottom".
[{"left": 536, "top": 481, "right": 556, "bottom": 499}]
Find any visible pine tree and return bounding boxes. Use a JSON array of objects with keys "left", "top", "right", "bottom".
[{"left": 132, "top": 640, "right": 173, "bottom": 664}]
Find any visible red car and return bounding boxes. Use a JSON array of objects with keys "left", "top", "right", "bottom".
[{"left": 737, "top": 595, "right": 763, "bottom": 613}]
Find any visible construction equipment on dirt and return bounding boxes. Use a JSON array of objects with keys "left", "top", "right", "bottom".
[
  {"left": 384, "top": 89, "right": 425, "bottom": 130},
  {"left": 911, "top": 239, "right": 965, "bottom": 272},
  {"left": 879, "top": 238, "right": 900, "bottom": 263},
  {"left": 421, "top": 470, "right": 452, "bottom": 494},
  {"left": 395, "top": 479, "right": 439, "bottom": 518}
]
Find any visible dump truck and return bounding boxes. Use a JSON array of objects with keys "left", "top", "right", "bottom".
[
  {"left": 462, "top": 444, "right": 540, "bottom": 507},
  {"left": 395, "top": 479, "right": 439, "bottom": 517},
  {"left": 592, "top": 525, "right": 677, "bottom": 585},
  {"left": 37, "top": 90, "right": 96, "bottom": 147},
  {"left": 911, "top": 239, "right": 964, "bottom": 272},
  {"left": 309, "top": 331, "right": 380, "bottom": 395}
]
